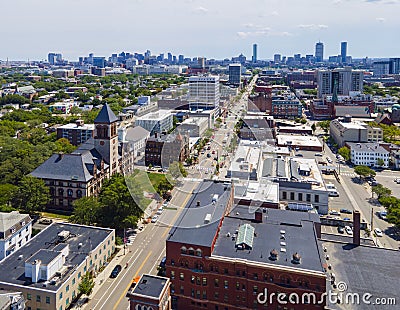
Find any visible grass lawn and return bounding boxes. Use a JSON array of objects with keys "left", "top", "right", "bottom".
[
  {"left": 132, "top": 169, "right": 171, "bottom": 193},
  {"left": 40, "top": 212, "right": 71, "bottom": 220}
]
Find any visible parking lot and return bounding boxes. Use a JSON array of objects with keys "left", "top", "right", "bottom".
[{"left": 374, "top": 169, "right": 400, "bottom": 199}]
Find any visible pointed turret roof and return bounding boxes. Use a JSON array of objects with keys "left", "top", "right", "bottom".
[{"left": 94, "top": 104, "right": 118, "bottom": 124}]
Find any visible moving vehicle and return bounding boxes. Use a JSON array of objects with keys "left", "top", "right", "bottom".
[
  {"left": 374, "top": 228, "right": 383, "bottom": 237},
  {"left": 151, "top": 215, "right": 159, "bottom": 223},
  {"left": 329, "top": 210, "right": 340, "bottom": 216},
  {"left": 110, "top": 265, "right": 122, "bottom": 278},
  {"left": 345, "top": 226, "right": 353, "bottom": 235},
  {"left": 337, "top": 226, "right": 345, "bottom": 234},
  {"left": 394, "top": 178, "right": 400, "bottom": 184},
  {"left": 379, "top": 211, "right": 387, "bottom": 220},
  {"left": 340, "top": 209, "right": 352, "bottom": 214}
]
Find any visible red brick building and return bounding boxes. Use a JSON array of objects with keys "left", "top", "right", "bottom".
[{"left": 166, "top": 181, "right": 327, "bottom": 310}]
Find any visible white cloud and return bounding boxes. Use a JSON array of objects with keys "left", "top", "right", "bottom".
[
  {"left": 236, "top": 29, "right": 291, "bottom": 38},
  {"left": 376, "top": 17, "right": 386, "bottom": 22},
  {"left": 192, "top": 6, "right": 208, "bottom": 14},
  {"left": 297, "top": 24, "right": 329, "bottom": 30}
]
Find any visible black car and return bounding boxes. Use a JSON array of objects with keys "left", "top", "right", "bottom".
[
  {"left": 340, "top": 209, "right": 352, "bottom": 214},
  {"left": 337, "top": 226, "right": 345, "bottom": 234},
  {"left": 110, "top": 265, "right": 122, "bottom": 278}
]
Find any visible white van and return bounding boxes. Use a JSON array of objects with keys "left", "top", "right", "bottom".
[
  {"left": 328, "top": 189, "right": 339, "bottom": 197},
  {"left": 326, "top": 183, "right": 336, "bottom": 190}
]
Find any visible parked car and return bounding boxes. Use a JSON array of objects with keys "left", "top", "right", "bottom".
[
  {"left": 394, "top": 178, "right": 400, "bottom": 184},
  {"left": 207, "top": 153, "right": 211, "bottom": 158},
  {"left": 110, "top": 265, "right": 122, "bottom": 278},
  {"left": 315, "top": 153, "right": 323, "bottom": 157},
  {"left": 329, "top": 210, "right": 340, "bottom": 216},
  {"left": 374, "top": 228, "right": 383, "bottom": 237},
  {"left": 328, "top": 190, "right": 339, "bottom": 197},
  {"left": 345, "top": 226, "right": 353, "bottom": 235},
  {"left": 151, "top": 215, "right": 159, "bottom": 223},
  {"left": 39, "top": 218, "right": 53, "bottom": 225},
  {"left": 295, "top": 153, "right": 303, "bottom": 157},
  {"left": 343, "top": 217, "right": 351, "bottom": 221},
  {"left": 340, "top": 209, "right": 352, "bottom": 214},
  {"left": 379, "top": 211, "right": 387, "bottom": 220},
  {"left": 337, "top": 226, "right": 345, "bottom": 234}
]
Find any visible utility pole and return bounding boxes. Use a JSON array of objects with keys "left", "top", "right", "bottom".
[{"left": 371, "top": 207, "right": 374, "bottom": 232}]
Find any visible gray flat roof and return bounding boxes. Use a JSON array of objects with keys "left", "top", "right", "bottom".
[
  {"left": 27, "top": 249, "right": 60, "bottom": 265},
  {"left": 212, "top": 206, "right": 325, "bottom": 272},
  {"left": 323, "top": 241, "right": 400, "bottom": 310},
  {"left": 0, "top": 223, "right": 113, "bottom": 291},
  {"left": 167, "top": 181, "right": 232, "bottom": 247},
  {"left": 132, "top": 274, "right": 169, "bottom": 299}
]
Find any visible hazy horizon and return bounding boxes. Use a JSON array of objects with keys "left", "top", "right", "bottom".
[{"left": 1, "top": 0, "right": 399, "bottom": 61}]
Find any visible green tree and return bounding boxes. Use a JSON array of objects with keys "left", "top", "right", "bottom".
[
  {"left": 338, "top": 147, "right": 351, "bottom": 162},
  {"left": 70, "top": 197, "right": 100, "bottom": 225},
  {"left": 13, "top": 175, "right": 50, "bottom": 214},
  {"left": 155, "top": 178, "right": 174, "bottom": 196},
  {"left": 376, "top": 158, "right": 385, "bottom": 167},
  {"left": 354, "top": 165, "right": 376, "bottom": 179},
  {"left": 387, "top": 205, "right": 400, "bottom": 228},
  {"left": 0, "top": 184, "right": 18, "bottom": 206},
  {"left": 318, "top": 120, "right": 330, "bottom": 134},
  {"left": 122, "top": 215, "right": 139, "bottom": 229},
  {"left": 372, "top": 184, "right": 391, "bottom": 199},
  {"left": 300, "top": 118, "right": 307, "bottom": 125},
  {"left": 311, "top": 123, "right": 316, "bottom": 134},
  {"left": 378, "top": 195, "right": 400, "bottom": 208},
  {"left": 78, "top": 272, "right": 95, "bottom": 296}
]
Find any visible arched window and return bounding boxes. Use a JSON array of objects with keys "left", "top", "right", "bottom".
[
  {"left": 58, "top": 188, "right": 64, "bottom": 196},
  {"left": 181, "top": 246, "right": 187, "bottom": 254},
  {"left": 67, "top": 189, "right": 73, "bottom": 197},
  {"left": 196, "top": 248, "right": 202, "bottom": 257},
  {"left": 188, "top": 247, "right": 195, "bottom": 255},
  {"left": 77, "top": 190, "right": 82, "bottom": 198}
]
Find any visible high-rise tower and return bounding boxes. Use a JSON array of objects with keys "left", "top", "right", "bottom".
[
  {"left": 252, "top": 44, "right": 257, "bottom": 63},
  {"left": 315, "top": 42, "right": 324, "bottom": 62},
  {"left": 341, "top": 42, "right": 347, "bottom": 64}
]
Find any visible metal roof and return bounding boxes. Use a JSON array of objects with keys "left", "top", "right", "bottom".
[
  {"left": 94, "top": 104, "right": 118, "bottom": 124},
  {"left": 235, "top": 224, "right": 255, "bottom": 249}
]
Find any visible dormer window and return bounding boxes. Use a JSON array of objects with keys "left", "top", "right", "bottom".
[{"left": 181, "top": 246, "right": 187, "bottom": 254}]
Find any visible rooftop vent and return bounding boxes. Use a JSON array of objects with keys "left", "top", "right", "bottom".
[
  {"left": 292, "top": 252, "right": 301, "bottom": 264},
  {"left": 196, "top": 200, "right": 200, "bottom": 207},
  {"left": 269, "top": 249, "right": 278, "bottom": 261},
  {"left": 58, "top": 230, "right": 70, "bottom": 242}
]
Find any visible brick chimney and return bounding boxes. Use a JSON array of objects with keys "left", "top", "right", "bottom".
[
  {"left": 255, "top": 208, "right": 262, "bottom": 223},
  {"left": 353, "top": 210, "right": 361, "bottom": 246}
]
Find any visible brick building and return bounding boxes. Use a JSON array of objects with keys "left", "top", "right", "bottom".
[{"left": 166, "top": 181, "right": 327, "bottom": 310}]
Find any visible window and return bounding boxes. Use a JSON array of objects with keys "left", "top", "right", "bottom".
[
  {"left": 202, "top": 290, "right": 207, "bottom": 299},
  {"left": 59, "top": 292, "right": 63, "bottom": 300},
  {"left": 196, "top": 290, "right": 201, "bottom": 299},
  {"left": 67, "top": 189, "right": 73, "bottom": 197},
  {"left": 306, "top": 194, "right": 311, "bottom": 202},
  {"left": 27, "top": 294, "right": 32, "bottom": 300},
  {"left": 224, "top": 280, "right": 228, "bottom": 289},
  {"left": 196, "top": 249, "right": 202, "bottom": 257},
  {"left": 180, "top": 273, "right": 184, "bottom": 281},
  {"left": 236, "top": 282, "right": 240, "bottom": 290},
  {"left": 191, "top": 275, "right": 195, "bottom": 283},
  {"left": 203, "top": 277, "right": 207, "bottom": 286},
  {"left": 298, "top": 193, "right": 303, "bottom": 201},
  {"left": 282, "top": 191, "right": 287, "bottom": 199},
  {"left": 78, "top": 272, "right": 81, "bottom": 279},
  {"left": 180, "top": 286, "right": 184, "bottom": 294},
  {"left": 315, "top": 195, "right": 319, "bottom": 203},
  {"left": 66, "top": 285, "right": 69, "bottom": 292},
  {"left": 72, "top": 278, "right": 75, "bottom": 285},
  {"left": 253, "top": 273, "right": 258, "bottom": 280},
  {"left": 224, "top": 268, "right": 228, "bottom": 275},
  {"left": 66, "top": 298, "right": 70, "bottom": 306},
  {"left": 46, "top": 296, "right": 50, "bottom": 304},
  {"left": 253, "top": 286, "right": 258, "bottom": 295},
  {"left": 171, "top": 271, "right": 175, "bottom": 279},
  {"left": 36, "top": 295, "right": 41, "bottom": 302},
  {"left": 196, "top": 277, "right": 201, "bottom": 285},
  {"left": 290, "top": 192, "right": 295, "bottom": 200},
  {"left": 214, "top": 279, "right": 219, "bottom": 287},
  {"left": 214, "top": 292, "right": 219, "bottom": 299}
]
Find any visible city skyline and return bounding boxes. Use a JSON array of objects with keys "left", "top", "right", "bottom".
[{"left": 0, "top": 0, "right": 399, "bottom": 61}]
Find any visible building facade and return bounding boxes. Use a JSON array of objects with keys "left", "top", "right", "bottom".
[
  {"left": 166, "top": 181, "right": 327, "bottom": 310},
  {"left": 228, "top": 64, "right": 241, "bottom": 86},
  {"left": 188, "top": 76, "right": 220, "bottom": 111},
  {"left": 135, "top": 110, "right": 174, "bottom": 136},
  {"left": 317, "top": 68, "right": 363, "bottom": 98},
  {"left": 145, "top": 133, "right": 189, "bottom": 168},
  {"left": 315, "top": 42, "right": 324, "bottom": 62},
  {"left": 347, "top": 142, "right": 390, "bottom": 167},
  {"left": 56, "top": 120, "right": 94, "bottom": 146},
  {"left": 0, "top": 212, "right": 32, "bottom": 261}
]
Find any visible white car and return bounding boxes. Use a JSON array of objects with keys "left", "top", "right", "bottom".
[
  {"left": 329, "top": 210, "right": 340, "bottom": 216},
  {"left": 328, "top": 190, "right": 339, "bottom": 197},
  {"left": 151, "top": 216, "right": 158, "bottom": 223},
  {"left": 345, "top": 226, "right": 353, "bottom": 235},
  {"left": 374, "top": 228, "right": 383, "bottom": 237}
]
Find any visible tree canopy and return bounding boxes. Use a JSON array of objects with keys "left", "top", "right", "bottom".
[
  {"left": 354, "top": 165, "right": 376, "bottom": 179},
  {"left": 338, "top": 146, "right": 351, "bottom": 162}
]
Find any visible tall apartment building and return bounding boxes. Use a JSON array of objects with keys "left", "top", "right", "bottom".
[
  {"left": 317, "top": 68, "right": 363, "bottom": 98},
  {"left": 273, "top": 54, "right": 281, "bottom": 63},
  {"left": 373, "top": 58, "right": 400, "bottom": 77},
  {"left": 315, "top": 42, "right": 324, "bottom": 62},
  {"left": 188, "top": 75, "right": 220, "bottom": 111},
  {"left": 228, "top": 64, "right": 241, "bottom": 86},
  {"left": 166, "top": 181, "right": 326, "bottom": 310}
]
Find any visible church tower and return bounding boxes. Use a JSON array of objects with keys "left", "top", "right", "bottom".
[{"left": 94, "top": 104, "right": 119, "bottom": 176}]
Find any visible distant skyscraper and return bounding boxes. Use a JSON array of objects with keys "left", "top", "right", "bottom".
[
  {"left": 228, "top": 64, "right": 241, "bottom": 86},
  {"left": 341, "top": 42, "right": 347, "bottom": 64},
  {"left": 48, "top": 53, "right": 62, "bottom": 65},
  {"left": 252, "top": 44, "right": 257, "bottom": 63},
  {"left": 315, "top": 42, "right": 324, "bottom": 62},
  {"left": 274, "top": 54, "right": 281, "bottom": 63}
]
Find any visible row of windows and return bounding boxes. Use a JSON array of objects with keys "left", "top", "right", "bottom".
[{"left": 282, "top": 191, "right": 319, "bottom": 203}]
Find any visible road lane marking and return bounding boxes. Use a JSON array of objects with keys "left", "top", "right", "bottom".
[
  {"left": 113, "top": 251, "right": 153, "bottom": 310},
  {"left": 94, "top": 248, "right": 143, "bottom": 310}
]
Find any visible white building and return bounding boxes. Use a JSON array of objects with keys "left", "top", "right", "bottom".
[
  {"left": 135, "top": 110, "right": 173, "bottom": 135},
  {"left": 119, "top": 126, "right": 150, "bottom": 157},
  {"left": 177, "top": 117, "right": 208, "bottom": 137},
  {"left": 347, "top": 142, "right": 390, "bottom": 167},
  {"left": 0, "top": 212, "right": 32, "bottom": 261},
  {"left": 188, "top": 75, "right": 220, "bottom": 110}
]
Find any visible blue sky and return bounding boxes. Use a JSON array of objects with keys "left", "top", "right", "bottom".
[{"left": 0, "top": 0, "right": 399, "bottom": 61}]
